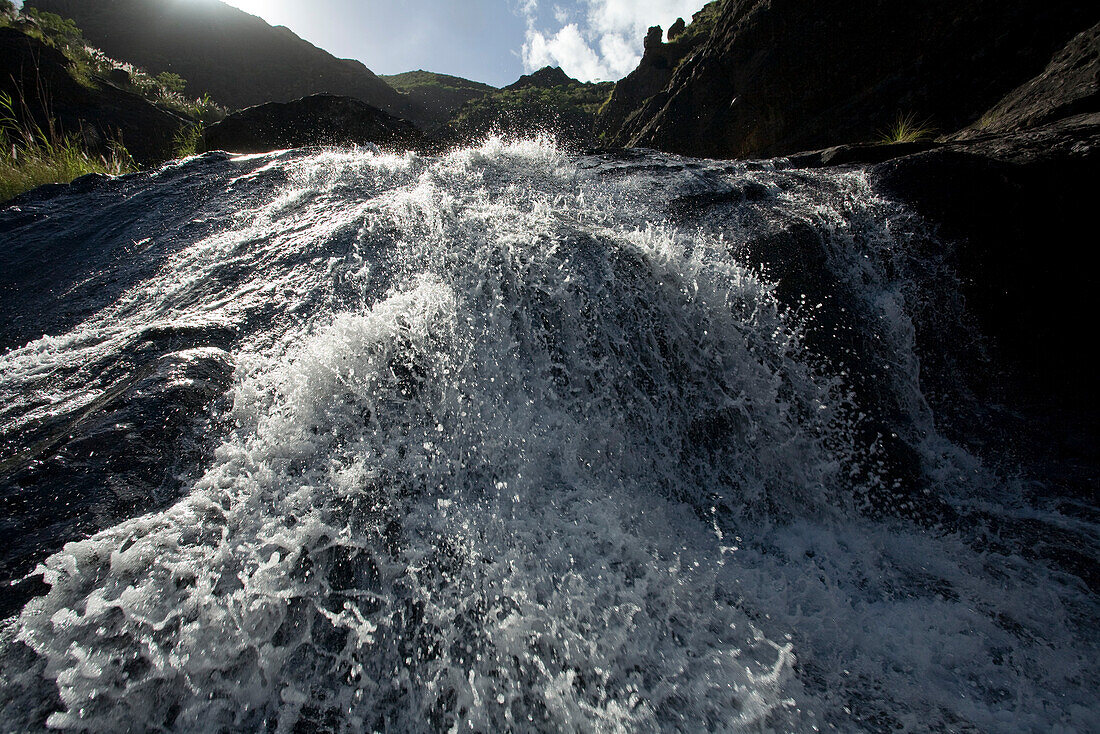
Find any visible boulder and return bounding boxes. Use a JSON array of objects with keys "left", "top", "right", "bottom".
[
  {"left": 107, "top": 68, "right": 132, "bottom": 88},
  {"left": 201, "top": 94, "right": 425, "bottom": 154}
]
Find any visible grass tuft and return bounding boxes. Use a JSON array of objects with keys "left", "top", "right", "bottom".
[
  {"left": 1, "top": 91, "right": 135, "bottom": 204},
  {"left": 879, "top": 112, "right": 937, "bottom": 143},
  {"left": 171, "top": 123, "right": 203, "bottom": 159}
]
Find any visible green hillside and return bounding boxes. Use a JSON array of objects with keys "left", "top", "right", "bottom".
[
  {"left": 445, "top": 68, "right": 613, "bottom": 147},
  {"left": 383, "top": 70, "right": 496, "bottom": 131}
]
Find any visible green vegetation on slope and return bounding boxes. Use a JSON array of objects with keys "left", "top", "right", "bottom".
[
  {"left": 384, "top": 70, "right": 495, "bottom": 96},
  {"left": 2, "top": 7, "right": 224, "bottom": 123},
  {"left": 667, "top": 0, "right": 726, "bottom": 54},
  {"left": 1, "top": 5, "right": 216, "bottom": 201},
  {"left": 382, "top": 70, "right": 496, "bottom": 131},
  {"left": 446, "top": 79, "right": 614, "bottom": 146}
]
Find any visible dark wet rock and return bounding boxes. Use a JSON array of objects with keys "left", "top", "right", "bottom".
[
  {"left": 0, "top": 347, "right": 236, "bottom": 618},
  {"left": 666, "top": 181, "right": 770, "bottom": 216},
  {"left": 201, "top": 94, "right": 426, "bottom": 154},
  {"left": 599, "top": 0, "right": 1100, "bottom": 159},
  {"left": 768, "top": 18, "right": 1100, "bottom": 487},
  {"left": 784, "top": 141, "right": 941, "bottom": 169},
  {"left": 0, "top": 152, "right": 240, "bottom": 351},
  {"left": 872, "top": 114, "right": 1100, "bottom": 415},
  {"left": 0, "top": 27, "right": 193, "bottom": 166}
]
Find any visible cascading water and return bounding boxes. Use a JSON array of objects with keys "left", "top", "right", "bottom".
[{"left": 0, "top": 139, "right": 1095, "bottom": 732}]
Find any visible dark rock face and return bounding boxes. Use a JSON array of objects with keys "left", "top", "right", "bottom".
[
  {"left": 599, "top": 0, "right": 1100, "bottom": 159},
  {"left": 0, "top": 27, "right": 191, "bottom": 166},
  {"left": 651, "top": 15, "right": 1100, "bottom": 516},
  {"left": 25, "top": 0, "right": 410, "bottom": 116},
  {"left": 201, "top": 95, "right": 425, "bottom": 154},
  {"left": 863, "top": 21, "right": 1100, "bottom": 420},
  {"left": 856, "top": 26, "right": 1099, "bottom": 500},
  {"left": 872, "top": 114, "right": 1100, "bottom": 413},
  {"left": 866, "top": 117, "right": 1100, "bottom": 518},
  {"left": 595, "top": 5, "right": 723, "bottom": 144},
  {"left": 953, "top": 22, "right": 1100, "bottom": 139}
]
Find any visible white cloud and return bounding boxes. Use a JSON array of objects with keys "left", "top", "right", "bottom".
[
  {"left": 523, "top": 23, "right": 609, "bottom": 82},
  {"left": 521, "top": 0, "right": 710, "bottom": 82}
]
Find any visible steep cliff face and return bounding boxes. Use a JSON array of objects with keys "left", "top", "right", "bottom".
[
  {"left": 25, "top": 0, "right": 410, "bottom": 117},
  {"left": 598, "top": 0, "right": 1100, "bottom": 158},
  {"left": 595, "top": 3, "right": 724, "bottom": 144},
  {"left": 952, "top": 22, "right": 1100, "bottom": 139}
]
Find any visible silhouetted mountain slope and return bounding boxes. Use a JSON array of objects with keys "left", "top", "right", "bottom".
[
  {"left": 504, "top": 66, "right": 574, "bottom": 91},
  {"left": 0, "top": 26, "right": 191, "bottom": 166},
  {"left": 201, "top": 94, "right": 425, "bottom": 154},
  {"left": 25, "top": 0, "right": 410, "bottom": 116}
]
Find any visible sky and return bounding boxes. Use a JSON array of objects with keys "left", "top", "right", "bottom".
[{"left": 216, "top": 0, "right": 711, "bottom": 87}]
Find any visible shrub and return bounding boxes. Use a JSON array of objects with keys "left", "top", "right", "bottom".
[{"left": 171, "top": 123, "right": 203, "bottom": 158}]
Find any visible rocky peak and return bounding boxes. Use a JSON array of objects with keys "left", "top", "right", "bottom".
[
  {"left": 504, "top": 66, "right": 577, "bottom": 91},
  {"left": 668, "top": 18, "right": 687, "bottom": 42}
]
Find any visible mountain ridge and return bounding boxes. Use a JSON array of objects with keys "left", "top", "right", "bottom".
[{"left": 25, "top": 0, "right": 412, "bottom": 116}]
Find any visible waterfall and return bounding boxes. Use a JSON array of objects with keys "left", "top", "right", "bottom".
[{"left": 1, "top": 139, "right": 1095, "bottom": 732}]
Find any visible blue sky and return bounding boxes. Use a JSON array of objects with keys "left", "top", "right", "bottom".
[{"left": 217, "top": 0, "right": 710, "bottom": 87}]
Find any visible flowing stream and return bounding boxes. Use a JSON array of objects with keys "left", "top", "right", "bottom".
[{"left": 0, "top": 140, "right": 1095, "bottom": 732}]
